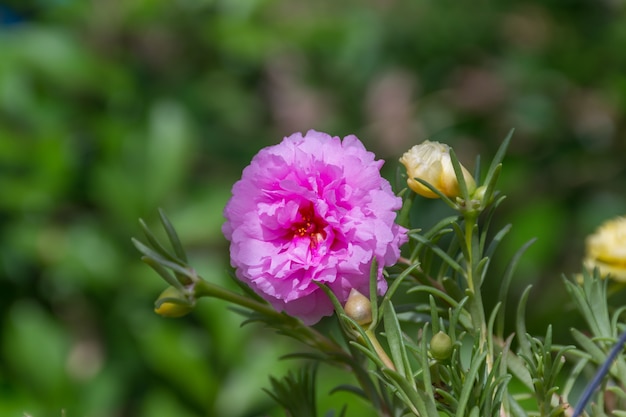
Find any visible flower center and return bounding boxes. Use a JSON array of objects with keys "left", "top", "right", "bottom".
[{"left": 292, "top": 202, "right": 327, "bottom": 248}]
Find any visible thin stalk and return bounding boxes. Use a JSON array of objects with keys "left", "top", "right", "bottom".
[
  {"left": 194, "top": 279, "right": 287, "bottom": 320},
  {"left": 365, "top": 328, "right": 397, "bottom": 371},
  {"left": 193, "top": 280, "right": 343, "bottom": 354},
  {"left": 464, "top": 213, "right": 490, "bottom": 368}
]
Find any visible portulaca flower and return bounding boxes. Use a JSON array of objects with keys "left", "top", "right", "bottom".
[
  {"left": 222, "top": 130, "right": 407, "bottom": 324},
  {"left": 584, "top": 216, "right": 626, "bottom": 281}
]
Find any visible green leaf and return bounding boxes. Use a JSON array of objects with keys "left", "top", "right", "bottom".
[
  {"left": 435, "top": 387, "right": 458, "bottom": 408},
  {"left": 474, "top": 256, "right": 490, "bottom": 288},
  {"left": 451, "top": 222, "right": 471, "bottom": 261},
  {"left": 369, "top": 258, "right": 379, "bottom": 327},
  {"left": 413, "top": 177, "right": 457, "bottom": 208},
  {"left": 379, "top": 262, "right": 420, "bottom": 318},
  {"left": 381, "top": 368, "right": 438, "bottom": 416},
  {"left": 487, "top": 302, "right": 501, "bottom": 360},
  {"left": 611, "top": 305, "right": 626, "bottom": 336},
  {"left": 564, "top": 278, "right": 597, "bottom": 329},
  {"left": 133, "top": 238, "right": 195, "bottom": 284},
  {"left": 565, "top": 270, "right": 615, "bottom": 342},
  {"left": 504, "top": 393, "right": 530, "bottom": 417},
  {"left": 562, "top": 355, "right": 589, "bottom": 399},
  {"left": 516, "top": 285, "right": 533, "bottom": 360},
  {"left": 483, "top": 223, "right": 512, "bottom": 259},
  {"left": 263, "top": 364, "right": 318, "bottom": 417},
  {"left": 419, "top": 322, "right": 435, "bottom": 400},
  {"left": 158, "top": 208, "right": 188, "bottom": 263},
  {"left": 397, "top": 190, "right": 413, "bottom": 228},
  {"left": 140, "top": 256, "right": 184, "bottom": 290},
  {"left": 329, "top": 384, "right": 367, "bottom": 400},
  {"left": 429, "top": 296, "right": 440, "bottom": 334},
  {"left": 408, "top": 232, "right": 465, "bottom": 277},
  {"left": 473, "top": 154, "right": 482, "bottom": 184},
  {"left": 456, "top": 350, "right": 487, "bottom": 417},
  {"left": 481, "top": 163, "right": 502, "bottom": 211},
  {"left": 570, "top": 328, "right": 607, "bottom": 365},
  {"left": 407, "top": 285, "right": 461, "bottom": 310},
  {"left": 448, "top": 297, "right": 470, "bottom": 342},
  {"left": 442, "top": 276, "right": 465, "bottom": 302},
  {"left": 483, "top": 129, "right": 513, "bottom": 189},
  {"left": 348, "top": 340, "right": 386, "bottom": 369},
  {"left": 383, "top": 300, "right": 412, "bottom": 381},
  {"left": 139, "top": 218, "right": 185, "bottom": 265},
  {"left": 449, "top": 147, "right": 471, "bottom": 202},
  {"left": 423, "top": 216, "right": 460, "bottom": 240},
  {"left": 496, "top": 238, "right": 536, "bottom": 338},
  {"left": 315, "top": 282, "right": 353, "bottom": 336}
]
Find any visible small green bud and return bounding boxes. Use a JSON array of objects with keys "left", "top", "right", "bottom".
[
  {"left": 344, "top": 288, "right": 372, "bottom": 326},
  {"left": 471, "top": 185, "right": 488, "bottom": 205},
  {"left": 429, "top": 331, "right": 453, "bottom": 361},
  {"left": 154, "top": 286, "right": 194, "bottom": 318}
]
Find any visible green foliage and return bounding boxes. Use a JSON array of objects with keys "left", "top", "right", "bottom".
[
  {"left": 131, "top": 132, "right": 626, "bottom": 417},
  {"left": 264, "top": 365, "right": 320, "bottom": 417},
  {"left": 517, "top": 326, "right": 572, "bottom": 417}
]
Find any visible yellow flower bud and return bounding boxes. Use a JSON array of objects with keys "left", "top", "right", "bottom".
[
  {"left": 344, "top": 288, "right": 372, "bottom": 326},
  {"left": 154, "top": 286, "right": 194, "bottom": 318},
  {"left": 429, "top": 331, "right": 453, "bottom": 361},
  {"left": 584, "top": 216, "right": 626, "bottom": 282},
  {"left": 399, "top": 140, "right": 476, "bottom": 199}
]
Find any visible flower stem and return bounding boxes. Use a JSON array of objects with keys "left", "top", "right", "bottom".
[
  {"left": 365, "top": 328, "right": 396, "bottom": 371},
  {"left": 194, "top": 279, "right": 284, "bottom": 319},
  {"left": 193, "top": 279, "right": 344, "bottom": 354},
  {"left": 464, "top": 213, "right": 489, "bottom": 363}
]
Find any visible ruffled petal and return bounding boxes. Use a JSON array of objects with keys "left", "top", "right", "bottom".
[{"left": 223, "top": 130, "right": 407, "bottom": 324}]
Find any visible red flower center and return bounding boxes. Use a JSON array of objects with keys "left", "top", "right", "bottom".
[{"left": 292, "top": 202, "right": 327, "bottom": 248}]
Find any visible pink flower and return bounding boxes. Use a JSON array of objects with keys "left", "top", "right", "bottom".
[{"left": 222, "top": 130, "right": 407, "bottom": 325}]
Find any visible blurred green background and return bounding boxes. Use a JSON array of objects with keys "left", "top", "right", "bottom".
[{"left": 1, "top": 0, "right": 625, "bottom": 416}]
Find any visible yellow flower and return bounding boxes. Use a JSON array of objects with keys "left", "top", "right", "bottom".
[
  {"left": 399, "top": 140, "right": 476, "bottom": 199},
  {"left": 584, "top": 216, "right": 626, "bottom": 282}
]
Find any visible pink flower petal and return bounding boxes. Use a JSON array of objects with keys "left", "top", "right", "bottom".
[{"left": 223, "top": 130, "right": 407, "bottom": 324}]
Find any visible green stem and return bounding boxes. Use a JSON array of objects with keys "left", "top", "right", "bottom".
[
  {"left": 464, "top": 213, "right": 489, "bottom": 361},
  {"left": 365, "top": 328, "right": 396, "bottom": 371},
  {"left": 464, "top": 215, "right": 477, "bottom": 294},
  {"left": 193, "top": 279, "right": 343, "bottom": 354},
  {"left": 194, "top": 279, "right": 284, "bottom": 319}
]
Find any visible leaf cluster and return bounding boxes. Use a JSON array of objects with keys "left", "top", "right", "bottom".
[{"left": 132, "top": 133, "right": 626, "bottom": 417}]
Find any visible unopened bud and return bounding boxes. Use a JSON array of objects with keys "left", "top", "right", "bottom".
[
  {"left": 154, "top": 286, "right": 194, "bottom": 318},
  {"left": 429, "top": 331, "right": 453, "bottom": 361},
  {"left": 399, "top": 141, "right": 476, "bottom": 199},
  {"left": 344, "top": 288, "right": 372, "bottom": 326}
]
